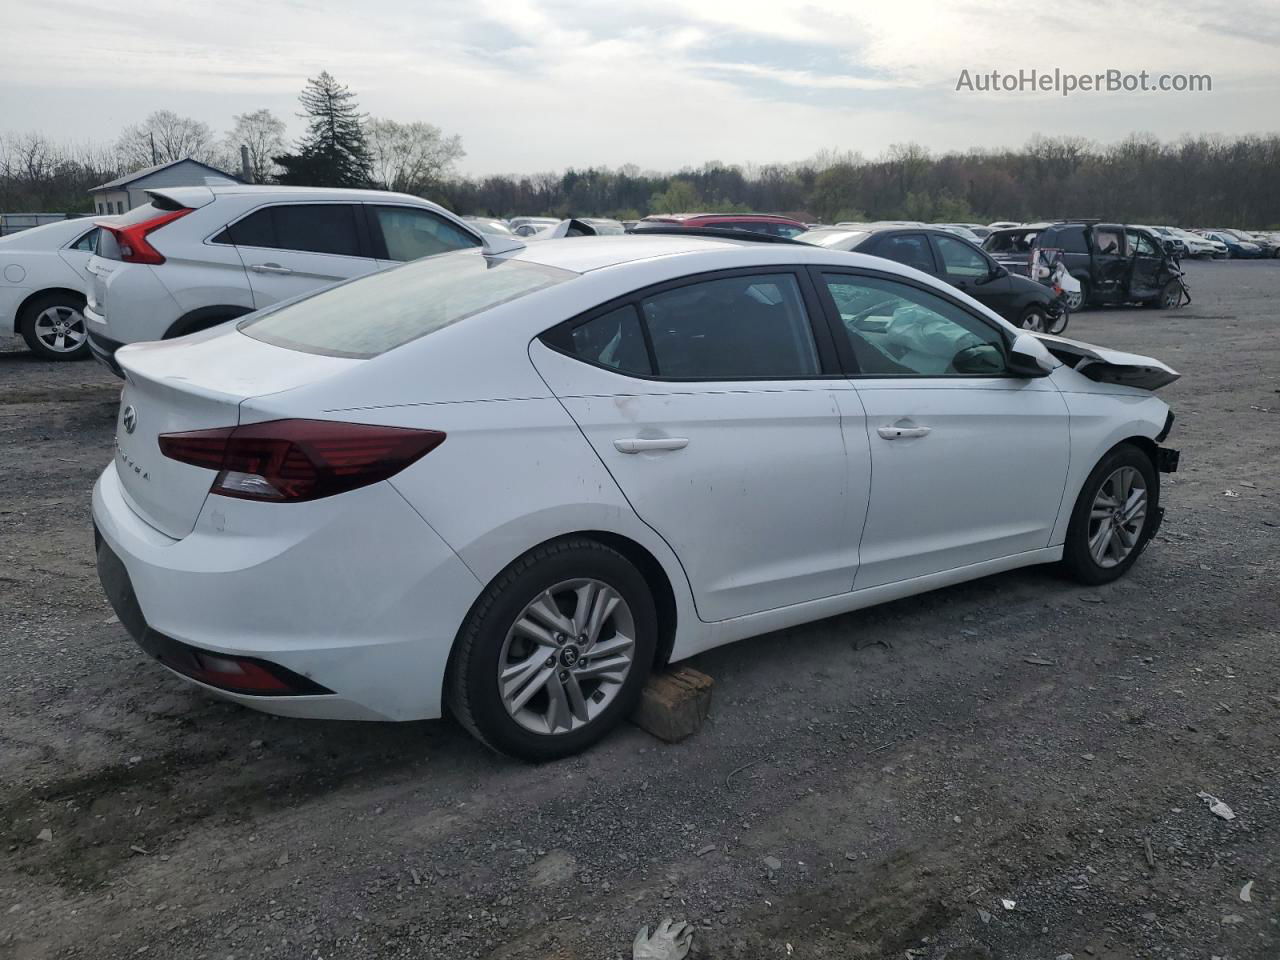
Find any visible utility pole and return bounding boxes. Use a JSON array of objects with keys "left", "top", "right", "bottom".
[
  {"left": 240, "top": 144, "right": 254, "bottom": 184},
  {"left": 149, "top": 131, "right": 158, "bottom": 165}
]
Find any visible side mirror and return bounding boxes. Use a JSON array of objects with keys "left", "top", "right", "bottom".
[
  {"left": 1007, "top": 332, "right": 1056, "bottom": 378},
  {"left": 991, "top": 264, "right": 1009, "bottom": 279}
]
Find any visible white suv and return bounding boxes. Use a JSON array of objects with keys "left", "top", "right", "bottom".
[{"left": 85, "top": 186, "right": 484, "bottom": 374}]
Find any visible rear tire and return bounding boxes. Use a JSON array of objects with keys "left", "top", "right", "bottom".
[
  {"left": 446, "top": 538, "right": 657, "bottom": 761},
  {"left": 1018, "top": 305, "right": 1048, "bottom": 332},
  {"left": 19, "top": 293, "right": 90, "bottom": 361},
  {"left": 1063, "top": 278, "right": 1089, "bottom": 312},
  {"left": 1061, "top": 444, "right": 1158, "bottom": 586}
]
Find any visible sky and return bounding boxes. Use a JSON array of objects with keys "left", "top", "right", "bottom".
[{"left": 2, "top": 0, "right": 1277, "bottom": 176}]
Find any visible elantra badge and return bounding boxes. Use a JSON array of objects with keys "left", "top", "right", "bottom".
[{"left": 122, "top": 405, "right": 138, "bottom": 434}]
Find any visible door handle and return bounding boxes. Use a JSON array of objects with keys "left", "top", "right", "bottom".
[
  {"left": 613, "top": 437, "right": 690, "bottom": 454},
  {"left": 877, "top": 425, "right": 931, "bottom": 440},
  {"left": 249, "top": 263, "right": 293, "bottom": 275}
]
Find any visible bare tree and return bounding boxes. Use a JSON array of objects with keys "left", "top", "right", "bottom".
[
  {"left": 225, "top": 109, "right": 286, "bottom": 183},
  {"left": 116, "top": 111, "right": 220, "bottom": 170},
  {"left": 365, "top": 118, "right": 465, "bottom": 194}
]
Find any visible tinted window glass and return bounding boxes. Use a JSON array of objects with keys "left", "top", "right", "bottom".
[
  {"left": 821, "top": 274, "right": 1008, "bottom": 377},
  {"left": 240, "top": 250, "right": 572, "bottom": 358},
  {"left": 567, "top": 305, "right": 652, "bottom": 375},
  {"left": 273, "top": 204, "right": 361, "bottom": 256},
  {"left": 638, "top": 273, "right": 819, "bottom": 379},
  {"left": 71, "top": 228, "right": 98, "bottom": 252},
  {"left": 373, "top": 206, "right": 481, "bottom": 261},
  {"left": 1046, "top": 225, "right": 1088, "bottom": 254},
  {"left": 225, "top": 208, "right": 275, "bottom": 247},
  {"left": 933, "top": 234, "right": 990, "bottom": 278},
  {"left": 877, "top": 234, "right": 935, "bottom": 273}
]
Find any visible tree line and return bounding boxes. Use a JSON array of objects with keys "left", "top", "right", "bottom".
[{"left": 3, "top": 69, "right": 1278, "bottom": 228}]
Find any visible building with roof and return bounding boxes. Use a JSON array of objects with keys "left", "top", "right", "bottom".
[{"left": 89, "top": 158, "right": 242, "bottom": 215}]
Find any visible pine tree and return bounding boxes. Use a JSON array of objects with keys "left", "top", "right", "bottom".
[{"left": 274, "top": 72, "right": 373, "bottom": 187}]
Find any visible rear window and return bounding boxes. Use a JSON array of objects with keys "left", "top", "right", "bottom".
[{"left": 239, "top": 250, "right": 574, "bottom": 359}]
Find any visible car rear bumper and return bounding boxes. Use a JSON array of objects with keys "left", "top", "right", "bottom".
[{"left": 91, "top": 461, "right": 483, "bottom": 721}]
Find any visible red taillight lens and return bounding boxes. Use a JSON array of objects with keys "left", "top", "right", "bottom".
[
  {"left": 99, "top": 207, "right": 191, "bottom": 264},
  {"left": 158, "top": 419, "right": 446, "bottom": 502}
]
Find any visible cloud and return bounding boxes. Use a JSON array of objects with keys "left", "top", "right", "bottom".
[{"left": 1, "top": 0, "right": 1276, "bottom": 174}]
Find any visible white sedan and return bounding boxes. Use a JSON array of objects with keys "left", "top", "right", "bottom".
[
  {"left": 0, "top": 218, "right": 99, "bottom": 359},
  {"left": 92, "top": 231, "right": 1180, "bottom": 760}
]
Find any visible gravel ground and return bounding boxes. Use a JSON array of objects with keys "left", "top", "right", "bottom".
[{"left": 1, "top": 260, "right": 1277, "bottom": 960}]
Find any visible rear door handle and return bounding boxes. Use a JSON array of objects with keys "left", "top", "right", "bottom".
[
  {"left": 877, "top": 425, "right": 931, "bottom": 440},
  {"left": 249, "top": 263, "right": 293, "bottom": 275},
  {"left": 613, "top": 437, "right": 689, "bottom": 454}
]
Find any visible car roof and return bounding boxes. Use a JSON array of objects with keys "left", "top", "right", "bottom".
[
  {"left": 642, "top": 213, "right": 804, "bottom": 224},
  {"left": 0, "top": 217, "right": 95, "bottom": 247},
  {"left": 148, "top": 184, "right": 446, "bottom": 208}
]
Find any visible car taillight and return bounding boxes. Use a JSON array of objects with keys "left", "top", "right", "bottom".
[
  {"left": 99, "top": 207, "right": 191, "bottom": 264},
  {"left": 158, "top": 419, "right": 445, "bottom": 502}
]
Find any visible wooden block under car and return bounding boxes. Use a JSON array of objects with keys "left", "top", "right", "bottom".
[{"left": 631, "top": 665, "right": 714, "bottom": 743}]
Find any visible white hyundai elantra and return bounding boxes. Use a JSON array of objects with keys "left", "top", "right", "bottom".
[{"left": 93, "top": 230, "right": 1180, "bottom": 760}]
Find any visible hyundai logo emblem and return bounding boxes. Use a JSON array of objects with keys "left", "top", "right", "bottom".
[{"left": 122, "top": 405, "right": 138, "bottom": 434}]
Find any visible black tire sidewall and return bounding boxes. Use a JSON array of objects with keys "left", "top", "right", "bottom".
[
  {"left": 20, "top": 293, "right": 90, "bottom": 361},
  {"left": 1062, "top": 444, "right": 1159, "bottom": 585},
  {"left": 453, "top": 542, "right": 657, "bottom": 761}
]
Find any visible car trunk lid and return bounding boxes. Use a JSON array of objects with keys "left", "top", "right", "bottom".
[
  {"left": 1034, "top": 333, "right": 1180, "bottom": 391},
  {"left": 114, "top": 329, "right": 362, "bottom": 538}
]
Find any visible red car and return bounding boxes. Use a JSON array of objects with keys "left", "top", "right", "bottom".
[{"left": 638, "top": 213, "right": 808, "bottom": 238}]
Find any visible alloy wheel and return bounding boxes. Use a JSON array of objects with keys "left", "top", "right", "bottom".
[
  {"left": 32, "top": 304, "right": 87, "bottom": 354},
  {"left": 497, "top": 578, "right": 636, "bottom": 735},
  {"left": 1160, "top": 282, "right": 1181, "bottom": 309},
  {"left": 1063, "top": 290, "right": 1085, "bottom": 311},
  {"left": 1087, "top": 466, "right": 1147, "bottom": 568},
  {"left": 1020, "top": 308, "right": 1046, "bottom": 332}
]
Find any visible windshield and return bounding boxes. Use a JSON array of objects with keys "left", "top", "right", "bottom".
[
  {"left": 240, "top": 250, "right": 575, "bottom": 358},
  {"left": 795, "top": 229, "right": 868, "bottom": 249}
]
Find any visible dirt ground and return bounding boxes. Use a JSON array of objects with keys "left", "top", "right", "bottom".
[{"left": 1, "top": 260, "right": 1277, "bottom": 960}]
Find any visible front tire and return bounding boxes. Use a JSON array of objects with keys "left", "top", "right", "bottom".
[
  {"left": 1061, "top": 444, "right": 1158, "bottom": 585},
  {"left": 19, "top": 293, "right": 90, "bottom": 360},
  {"left": 446, "top": 538, "right": 657, "bottom": 761},
  {"left": 1156, "top": 278, "right": 1182, "bottom": 309}
]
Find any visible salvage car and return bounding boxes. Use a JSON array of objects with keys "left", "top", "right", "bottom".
[
  {"left": 0, "top": 217, "right": 99, "bottom": 359},
  {"left": 639, "top": 212, "right": 808, "bottom": 237},
  {"left": 795, "top": 224, "right": 1066, "bottom": 331},
  {"left": 986, "top": 221, "right": 1187, "bottom": 311},
  {"left": 94, "top": 231, "right": 1180, "bottom": 760},
  {"left": 85, "top": 186, "right": 484, "bottom": 375}
]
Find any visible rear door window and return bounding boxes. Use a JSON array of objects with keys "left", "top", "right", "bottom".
[
  {"left": 219, "top": 204, "right": 364, "bottom": 257},
  {"left": 638, "top": 273, "right": 819, "bottom": 379},
  {"left": 875, "top": 233, "right": 937, "bottom": 274},
  {"left": 565, "top": 305, "right": 653, "bottom": 375},
  {"left": 371, "top": 205, "right": 481, "bottom": 261}
]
